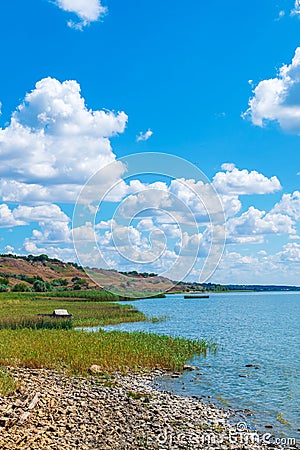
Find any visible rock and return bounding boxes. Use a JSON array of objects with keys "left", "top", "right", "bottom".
[
  {"left": 0, "top": 417, "right": 10, "bottom": 427},
  {"left": 88, "top": 365, "right": 102, "bottom": 375},
  {"left": 0, "top": 367, "right": 288, "bottom": 450},
  {"left": 183, "top": 365, "right": 200, "bottom": 371}
]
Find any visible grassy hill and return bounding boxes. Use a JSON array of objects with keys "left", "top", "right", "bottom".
[{"left": 0, "top": 254, "right": 175, "bottom": 297}]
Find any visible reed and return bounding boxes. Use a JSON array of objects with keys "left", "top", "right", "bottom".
[
  {"left": 0, "top": 292, "right": 214, "bottom": 379},
  {"left": 0, "top": 316, "right": 73, "bottom": 330},
  {"left": 0, "top": 329, "right": 210, "bottom": 374},
  {"left": 0, "top": 293, "right": 147, "bottom": 327}
]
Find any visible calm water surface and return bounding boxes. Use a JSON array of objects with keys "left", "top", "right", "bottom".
[{"left": 94, "top": 292, "right": 299, "bottom": 437}]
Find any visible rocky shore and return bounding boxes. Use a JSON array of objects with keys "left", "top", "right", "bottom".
[{"left": 0, "top": 367, "right": 298, "bottom": 449}]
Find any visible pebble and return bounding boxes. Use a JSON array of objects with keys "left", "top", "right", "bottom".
[{"left": 0, "top": 367, "right": 298, "bottom": 450}]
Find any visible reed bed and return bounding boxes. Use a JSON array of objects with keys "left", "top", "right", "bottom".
[
  {"left": 0, "top": 294, "right": 146, "bottom": 327},
  {"left": 0, "top": 316, "right": 73, "bottom": 330},
  {"left": 0, "top": 329, "right": 210, "bottom": 374},
  {"left": 0, "top": 292, "right": 214, "bottom": 386}
]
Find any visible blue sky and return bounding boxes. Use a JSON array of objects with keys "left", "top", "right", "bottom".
[{"left": 1, "top": 0, "right": 300, "bottom": 285}]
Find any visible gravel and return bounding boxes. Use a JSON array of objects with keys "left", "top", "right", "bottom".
[{"left": 0, "top": 367, "right": 298, "bottom": 449}]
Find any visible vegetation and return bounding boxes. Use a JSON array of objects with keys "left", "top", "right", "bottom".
[
  {"left": 0, "top": 253, "right": 83, "bottom": 271},
  {"left": 120, "top": 271, "right": 157, "bottom": 278},
  {"left": 0, "top": 367, "right": 18, "bottom": 396},
  {"left": 276, "top": 413, "right": 290, "bottom": 426},
  {"left": 0, "top": 328, "right": 210, "bottom": 375},
  {"left": 0, "top": 254, "right": 214, "bottom": 383},
  {"left": 11, "top": 282, "right": 31, "bottom": 292},
  {"left": 0, "top": 290, "right": 213, "bottom": 381},
  {"left": 0, "top": 292, "right": 147, "bottom": 327},
  {"left": 0, "top": 316, "right": 73, "bottom": 330}
]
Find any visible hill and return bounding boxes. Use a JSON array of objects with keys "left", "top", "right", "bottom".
[{"left": 0, "top": 254, "right": 175, "bottom": 295}]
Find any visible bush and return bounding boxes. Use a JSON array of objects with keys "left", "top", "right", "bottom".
[
  {"left": 51, "top": 278, "right": 68, "bottom": 287},
  {"left": 32, "top": 280, "right": 53, "bottom": 292},
  {"left": 0, "top": 285, "right": 8, "bottom": 292},
  {"left": 11, "top": 283, "right": 30, "bottom": 292},
  {"left": 0, "top": 277, "right": 9, "bottom": 285}
]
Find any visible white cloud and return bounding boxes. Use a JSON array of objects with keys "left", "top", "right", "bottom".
[
  {"left": 54, "top": 0, "right": 107, "bottom": 29},
  {"left": 291, "top": 1, "right": 300, "bottom": 17},
  {"left": 0, "top": 203, "right": 70, "bottom": 230},
  {"left": 4, "top": 245, "right": 14, "bottom": 253},
  {"left": 136, "top": 129, "right": 153, "bottom": 142},
  {"left": 271, "top": 191, "right": 300, "bottom": 220},
  {"left": 13, "top": 204, "right": 69, "bottom": 223},
  {"left": 243, "top": 47, "right": 300, "bottom": 132},
  {"left": 23, "top": 240, "right": 75, "bottom": 260},
  {"left": 221, "top": 162, "right": 236, "bottom": 172},
  {"left": 213, "top": 166, "right": 281, "bottom": 195},
  {"left": 226, "top": 206, "right": 295, "bottom": 243},
  {"left": 0, "top": 77, "right": 127, "bottom": 203},
  {"left": 279, "top": 242, "right": 300, "bottom": 262},
  {"left": 0, "top": 204, "right": 25, "bottom": 228}
]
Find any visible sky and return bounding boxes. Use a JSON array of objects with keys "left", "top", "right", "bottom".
[{"left": 1, "top": 0, "right": 300, "bottom": 285}]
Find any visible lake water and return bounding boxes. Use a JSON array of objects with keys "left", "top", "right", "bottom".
[{"left": 94, "top": 292, "right": 299, "bottom": 438}]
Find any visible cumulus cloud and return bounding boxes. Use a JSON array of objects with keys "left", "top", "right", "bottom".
[
  {"left": 13, "top": 204, "right": 69, "bottom": 223},
  {"left": 0, "top": 204, "right": 25, "bottom": 228},
  {"left": 271, "top": 191, "right": 300, "bottom": 220},
  {"left": 213, "top": 166, "right": 281, "bottom": 195},
  {"left": 136, "top": 129, "right": 153, "bottom": 142},
  {"left": 226, "top": 206, "right": 295, "bottom": 243},
  {"left": 291, "top": 1, "right": 300, "bottom": 17},
  {"left": 279, "top": 242, "right": 300, "bottom": 262},
  {"left": 0, "top": 77, "right": 127, "bottom": 203},
  {"left": 243, "top": 47, "right": 300, "bottom": 132},
  {"left": 23, "top": 240, "right": 75, "bottom": 260},
  {"left": 22, "top": 205, "right": 72, "bottom": 254},
  {"left": 54, "top": 0, "right": 107, "bottom": 29}
]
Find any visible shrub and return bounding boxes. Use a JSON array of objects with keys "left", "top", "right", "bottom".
[
  {"left": 32, "top": 280, "right": 53, "bottom": 292},
  {"left": 11, "top": 283, "right": 30, "bottom": 292}
]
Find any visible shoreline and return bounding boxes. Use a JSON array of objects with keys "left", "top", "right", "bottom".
[{"left": 0, "top": 367, "right": 298, "bottom": 449}]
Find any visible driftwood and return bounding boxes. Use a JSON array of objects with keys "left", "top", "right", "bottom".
[
  {"left": 19, "top": 393, "right": 39, "bottom": 424},
  {"left": 28, "top": 393, "right": 39, "bottom": 410}
]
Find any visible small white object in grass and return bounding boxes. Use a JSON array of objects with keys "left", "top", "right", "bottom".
[{"left": 53, "top": 309, "right": 70, "bottom": 316}]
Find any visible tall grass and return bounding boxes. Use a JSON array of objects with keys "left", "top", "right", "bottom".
[
  {"left": 0, "top": 316, "right": 73, "bottom": 330},
  {"left": 0, "top": 329, "right": 210, "bottom": 374},
  {"left": 0, "top": 293, "right": 147, "bottom": 327},
  {"left": 0, "top": 292, "right": 214, "bottom": 378},
  {"left": 0, "top": 367, "right": 18, "bottom": 395}
]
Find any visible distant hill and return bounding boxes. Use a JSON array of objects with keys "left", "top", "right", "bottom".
[
  {"left": 0, "top": 254, "right": 175, "bottom": 295},
  {"left": 0, "top": 254, "right": 299, "bottom": 294}
]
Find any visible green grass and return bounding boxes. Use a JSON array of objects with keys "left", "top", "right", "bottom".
[
  {"left": 0, "top": 316, "right": 73, "bottom": 330},
  {"left": 0, "top": 367, "right": 18, "bottom": 396},
  {"left": 0, "top": 292, "right": 147, "bottom": 327},
  {"left": 276, "top": 413, "right": 290, "bottom": 426},
  {"left": 0, "top": 329, "right": 210, "bottom": 374},
  {"left": 0, "top": 291, "right": 214, "bottom": 379}
]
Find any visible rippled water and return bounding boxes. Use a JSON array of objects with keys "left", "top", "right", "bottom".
[{"left": 94, "top": 292, "right": 299, "bottom": 438}]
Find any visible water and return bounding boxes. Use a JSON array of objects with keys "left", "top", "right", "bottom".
[{"left": 89, "top": 292, "right": 300, "bottom": 438}]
